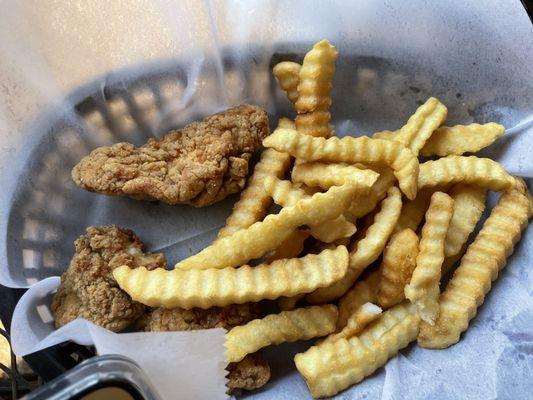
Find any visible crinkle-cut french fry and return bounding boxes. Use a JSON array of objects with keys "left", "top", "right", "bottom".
[
  {"left": 273, "top": 61, "right": 301, "bottom": 104},
  {"left": 266, "top": 229, "right": 309, "bottom": 263},
  {"left": 444, "top": 185, "right": 487, "bottom": 257},
  {"left": 393, "top": 189, "right": 433, "bottom": 234},
  {"left": 114, "top": 246, "right": 349, "bottom": 309},
  {"left": 522, "top": 183, "right": 533, "bottom": 218},
  {"left": 217, "top": 147, "right": 291, "bottom": 239},
  {"left": 295, "top": 111, "right": 333, "bottom": 138},
  {"left": 263, "top": 176, "right": 356, "bottom": 243},
  {"left": 294, "top": 302, "right": 420, "bottom": 398},
  {"left": 263, "top": 176, "right": 306, "bottom": 206},
  {"left": 263, "top": 129, "right": 419, "bottom": 199},
  {"left": 321, "top": 303, "right": 382, "bottom": 344},
  {"left": 177, "top": 184, "right": 356, "bottom": 270},
  {"left": 527, "top": 189, "right": 533, "bottom": 218},
  {"left": 308, "top": 216, "right": 356, "bottom": 245},
  {"left": 277, "top": 117, "right": 296, "bottom": 130},
  {"left": 377, "top": 228, "right": 419, "bottom": 309},
  {"left": 301, "top": 184, "right": 321, "bottom": 196},
  {"left": 347, "top": 167, "right": 396, "bottom": 219},
  {"left": 418, "top": 186, "right": 531, "bottom": 348},
  {"left": 217, "top": 117, "right": 293, "bottom": 240},
  {"left": 441, "top": 243, "right": 467, "bottom": 277},
  {"left": 372, "top": 130, "right": 396, "bottom": 140},
  {"left": 418, "top": 156, "right": 517, "bottom": 192},
  {"left": 337, "top": 271, "right": 380, "bottom": 330},
  {"left": 419, "top": 122, "right": 505, "bottom": 157},
  {"left": 292, "top": 162, "right": 379, "bottom": 191},
  {"left": 333, "top": 236, "right": 351, "bottom": 247},
  {"left": 515, "top": 177, "right": 533, "bottom": 218},
  {"left": 278, "top": 294, "right": 305, "bottom": 311},
  {"left": 405, "top": 192, "right": 454, "bottom": 324},
  {"left": 307, "top": 187, "right": 402, "bottom": 304},
  {"left": 371, "top": 99, "right": 449, "bottom": 155},
  {"left": 226, "top": 305, "right": 337, "bottom": 363},
  {"left": 392, "top": 97, "right": 448, "bottom": 156},
  {"left": 296, "top": 40, "right": 337, "bottom": 113},
  {"left": 293, "top": 40, "right": 337, "bottom": 138}
]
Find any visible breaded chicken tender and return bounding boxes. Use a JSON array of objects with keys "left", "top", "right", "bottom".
[
  {"left": 143, "top": 304, "right": 269, "bottom": 392},
  {"left": 227, "top": 353, "right": 271, "bottom": 394},
  {"left": 52, "top": 225, "right": 166, "bottom": 332},
  {"left": 72, "top": 104, "right": 269, "bottom": 207},
  {"left": 143, "top": 303, "right": 260, "bottom": 332}
]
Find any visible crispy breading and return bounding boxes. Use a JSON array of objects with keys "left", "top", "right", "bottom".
[
  {"left": 143, "top": 303, "right": 260, "bottom": 332},
  {"left": 227, "top": 353, "right": 271, "bottom": 393},
  {"left": 52, "top": 226, "right": 166, "bottom": 332},
  {"left": 72, "top": 104, "right": 269, "bottom": 207}
]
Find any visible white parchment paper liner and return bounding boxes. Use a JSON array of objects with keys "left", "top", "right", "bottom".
[{"left": 10, "top": 277, "right": 228, "bottom": 400}]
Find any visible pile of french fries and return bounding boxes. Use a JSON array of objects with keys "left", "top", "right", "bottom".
[{"left": 114, "top": 40, "right": 533, "bottom": 398}]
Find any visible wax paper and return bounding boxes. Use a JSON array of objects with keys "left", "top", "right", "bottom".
[
  {"left": 1, "top": 1, "right": 532, "bottom": 399},
  {"left": 9, "top": 277, "right": 228, "bottom": 399}
]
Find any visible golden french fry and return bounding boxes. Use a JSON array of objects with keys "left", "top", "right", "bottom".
[
  {"left": 333, "top": 236, "right": 351, "bottom": 247},
  {"left": 278, "top": 294, "right": 305, "bottom": 311},
  {"left": 441, "top": 243, "right": 467, "bottom": 277},
  {"left": 418, "top": 186, "right": 531, "bottom": 348},
  {"left": 295, "top": 111, "right": 333, "bottom": 138},
  {"left": 420, "top": 123, "right": 505, "bottom": 157},
  {"left": 273, "top": 61, "right": 301, "bottom": 104},
  {"left": 418, "top": 156, "right": 516, "bottom": 192},
  {"left": 392, "top": 97, "right": 448, "bottom": 156},
  {"left": 272, "top": 205, "right": 326, "bottom": 311},
  {"left": 321, "top": 303, "right": 382, "bottom": 344},
  {"left": 301, "top": 184, "right": 321, "bottom": 196},
  {"left": 114, "top": 246, "right": 349, "bottom": 309},
  {"left": 296, "top": 40, "right": 337, "bottom": 112},
  {"left": 226, "top": 305, "right": 337, "bottom": 363},
  {"left": 217, "top": 117, "right": 295, "bottom": 240},
  {"left": 293, "top": 40, "right": 337, "bottom": 138},
  {"left": 291, "top": 162, "right": 379, "bottom": 191},
  {"left": 266, "top": 229, "right": 310, "bottom": 263},
  {"left": 347, "top": 167, "right": 396, "bottom": 219},
  {"left": 444, "top": 185, "right": 487, "bottom": 257},
  {"left": 263, "top": 129, "right": 419, "bottom": 199},
  {"left": 372, "top": 130, "right": 396, "bottom": 140},
  {"left": 393, "top": 189, "right": 433, "bottom": 233},
  {"left": 337, "top": 271, "right": 380, "bottom": 330},
  {"left": 377, "top": 228, "right": 419, "bottom": 309},
  {"left": 308, "top": 216, "right": 357, "bottom": 244},
  {"left": 263, "top": 176, "right": 307, "bottom": 206},
  {"left": 371, "top": 98, "right": 448, "bottom": 156},
  {"left": 217, "top": 147, "right": 291, "bottom": 239},
  {"left": 277, "top": 117, "right": 296, "bottom": 129},
  {"left": 307, "top": 187, "right": 402, "bottom": 304},
  {"left": 177, "top": 183, "right": 356, "bottom": 270},
  {"left": 294, "top": 302, "right": 420, "bottom": 398},
  {"left": 263, "top": 176, "right": 356, "bottom": 243},
  {"left": 405, "top": 192, "right": 454, "bottom": 324},
  {"left": 527, "top": 188, "right": 533, "bottom": 218}
]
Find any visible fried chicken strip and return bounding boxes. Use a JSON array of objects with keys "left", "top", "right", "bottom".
[
  {"left": 142, "top": 303, "right": 260, "bottom": 332},
  {"left": 52, "top": 225, "right": 166, "bottom": 332},
  {"left": 226, "top": 353, "right": 271, "bottom": 394},
  {"left": 72, "top": 104, "right": 269, "bottom": 207}
]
